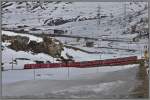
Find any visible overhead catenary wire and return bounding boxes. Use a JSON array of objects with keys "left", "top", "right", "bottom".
[{"left": 97, "top": 5, "right": 101, "bottom": 30}]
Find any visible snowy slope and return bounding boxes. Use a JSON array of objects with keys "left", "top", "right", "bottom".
[
  {"left": 2, "top": 2, "right": 148, "bottom": 35},
  {"left": 2, "top": 1, "right": 148, "bottom": 70},
  {"left": 1, "top": 0, "right": 148, "bottom": 88},
  {"left": 1, "top": 1, "right": 148, "bottom": 98},
  {"left": 3, "top": 65, "right": 139, "bottom": 98},
  {"left": 2, "top": 30, "right": 43, "bottom": 42}
]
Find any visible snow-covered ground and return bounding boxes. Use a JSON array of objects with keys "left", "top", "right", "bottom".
[
  {"left": 2, "top": 47, "right": 58, "bottom": 70},
  {"left": 1, "top": 1, "right": 148, "bottom": 98},
  {"left": 2, "top": 30, "right": 147, "bottom": 70},
  {"left": 2, "top": 64, "right": 140, "bottom": 98},
  {"left": 2, "top": 30, "right": 43, "bottom": 42},
  {"left": 2, "top": 64, "right": 138, "bottom": 84}
]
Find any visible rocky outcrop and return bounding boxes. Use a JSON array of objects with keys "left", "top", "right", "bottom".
[
  {"left": 28, "top": 37, "right": 63, "bottom": 57},
  {"left": 3, "top": 35, "right": 64, "bottom": 58},
  {"left": 44, "top": 16, "right": 107, "bottom": 26}
]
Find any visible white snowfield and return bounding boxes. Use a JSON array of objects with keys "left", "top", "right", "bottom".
[
  {"left": 2, "top": 64, "right": 138, "bottom": 84},
  {"left": 1, "top": 1, "right": 148, "bottom": 98},
  {"left": 2, "top": 46, "right": 59, "bottom": 69},
  {"left": 2, "top": 64, "right": 139, "bottom": 98},
  {"left": 2, "top": 31, "right": 43, "bottom": 42}
]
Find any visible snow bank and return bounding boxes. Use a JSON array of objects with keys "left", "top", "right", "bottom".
[
  {"left": 2, "top": 65, "right": 139, "bottom": 98},
  {"left": 2, "top": 47, "right": 57, "bottom": 70},
  {"left": 2, "top": 31, "right": 43, "bottom": 42},
  {"left": 2, "top": 64, "right": 138, "bottom": 84}
]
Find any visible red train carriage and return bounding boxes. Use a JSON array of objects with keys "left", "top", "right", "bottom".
[
  {"left": 68, "top": 62, "right": 80, "bottom": 67},
  {"left": 24, "top": 56, "right": 138, "bottom": 69},
  {"left": 78, "top": 61, "right": 89, "bottom": 68},
  {"left": 60, "top": 63, "right": 67, "bottom": 67},
  {"left": 88, "top": 60, "right": 99, "bottom": 66}
]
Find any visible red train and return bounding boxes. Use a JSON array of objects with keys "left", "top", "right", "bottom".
[{"left": 24, "top": 56, "right": 138, "bottom": 69}]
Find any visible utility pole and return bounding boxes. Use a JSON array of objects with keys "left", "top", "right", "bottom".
[
  {"left": 97, "top": 5, "right": 101, "bottom": 30},
  {"left": 38, "top": 1, "right": 42, "bottom": 23},
  {"left": 66, "top": 48, "right": 70, "bottom": 80},
  {"left": 97, "top": 39, "right": 102, "bottom": 73},
  {"left": 67, "top": 61, "right": 70, "bottom": 80},
  {"left": 32, "top": 62, "right": 36, "bottom": 80},
  {"left": 97, "top": 5, "right": 101, "bottom": 72},
  {"left": 124, "top": 3, "right": 126, "bottom": 27},
  {"left": 33, "top": 67, "right": 35, "bottom": 80},
  {"left": 12, "top": 57, "right": 13, "bottom": 70}
]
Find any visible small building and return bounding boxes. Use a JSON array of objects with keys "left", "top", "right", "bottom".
[
  {"left": 35, "top": 60, "right": 44, "bottom": 64},
  {"left": 42, "top": 29, "right": 54, "bottom": 34},
  {"left": 54, "top": 29, "right": 67, "bottom": 35},
  {"left": 86, "top": 41, "right": 94, "bottom": 47}
]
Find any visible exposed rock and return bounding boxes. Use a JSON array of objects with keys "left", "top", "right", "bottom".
[{"left": 3, "top": 35, "right": 64, "bottom": 58}]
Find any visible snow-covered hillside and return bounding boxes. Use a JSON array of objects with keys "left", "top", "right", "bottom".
[
  {"left": 2, "top": 2, "right": 148, "bottom": 36},
  {"left": 1, "top": 1, "right": 149, "bottom": 98},
  {"left": 2, "top": 2, "right": 148, "bottom": 50},
  {"left": 2, "top": 0, "right": 148, "bottom": 76}
]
